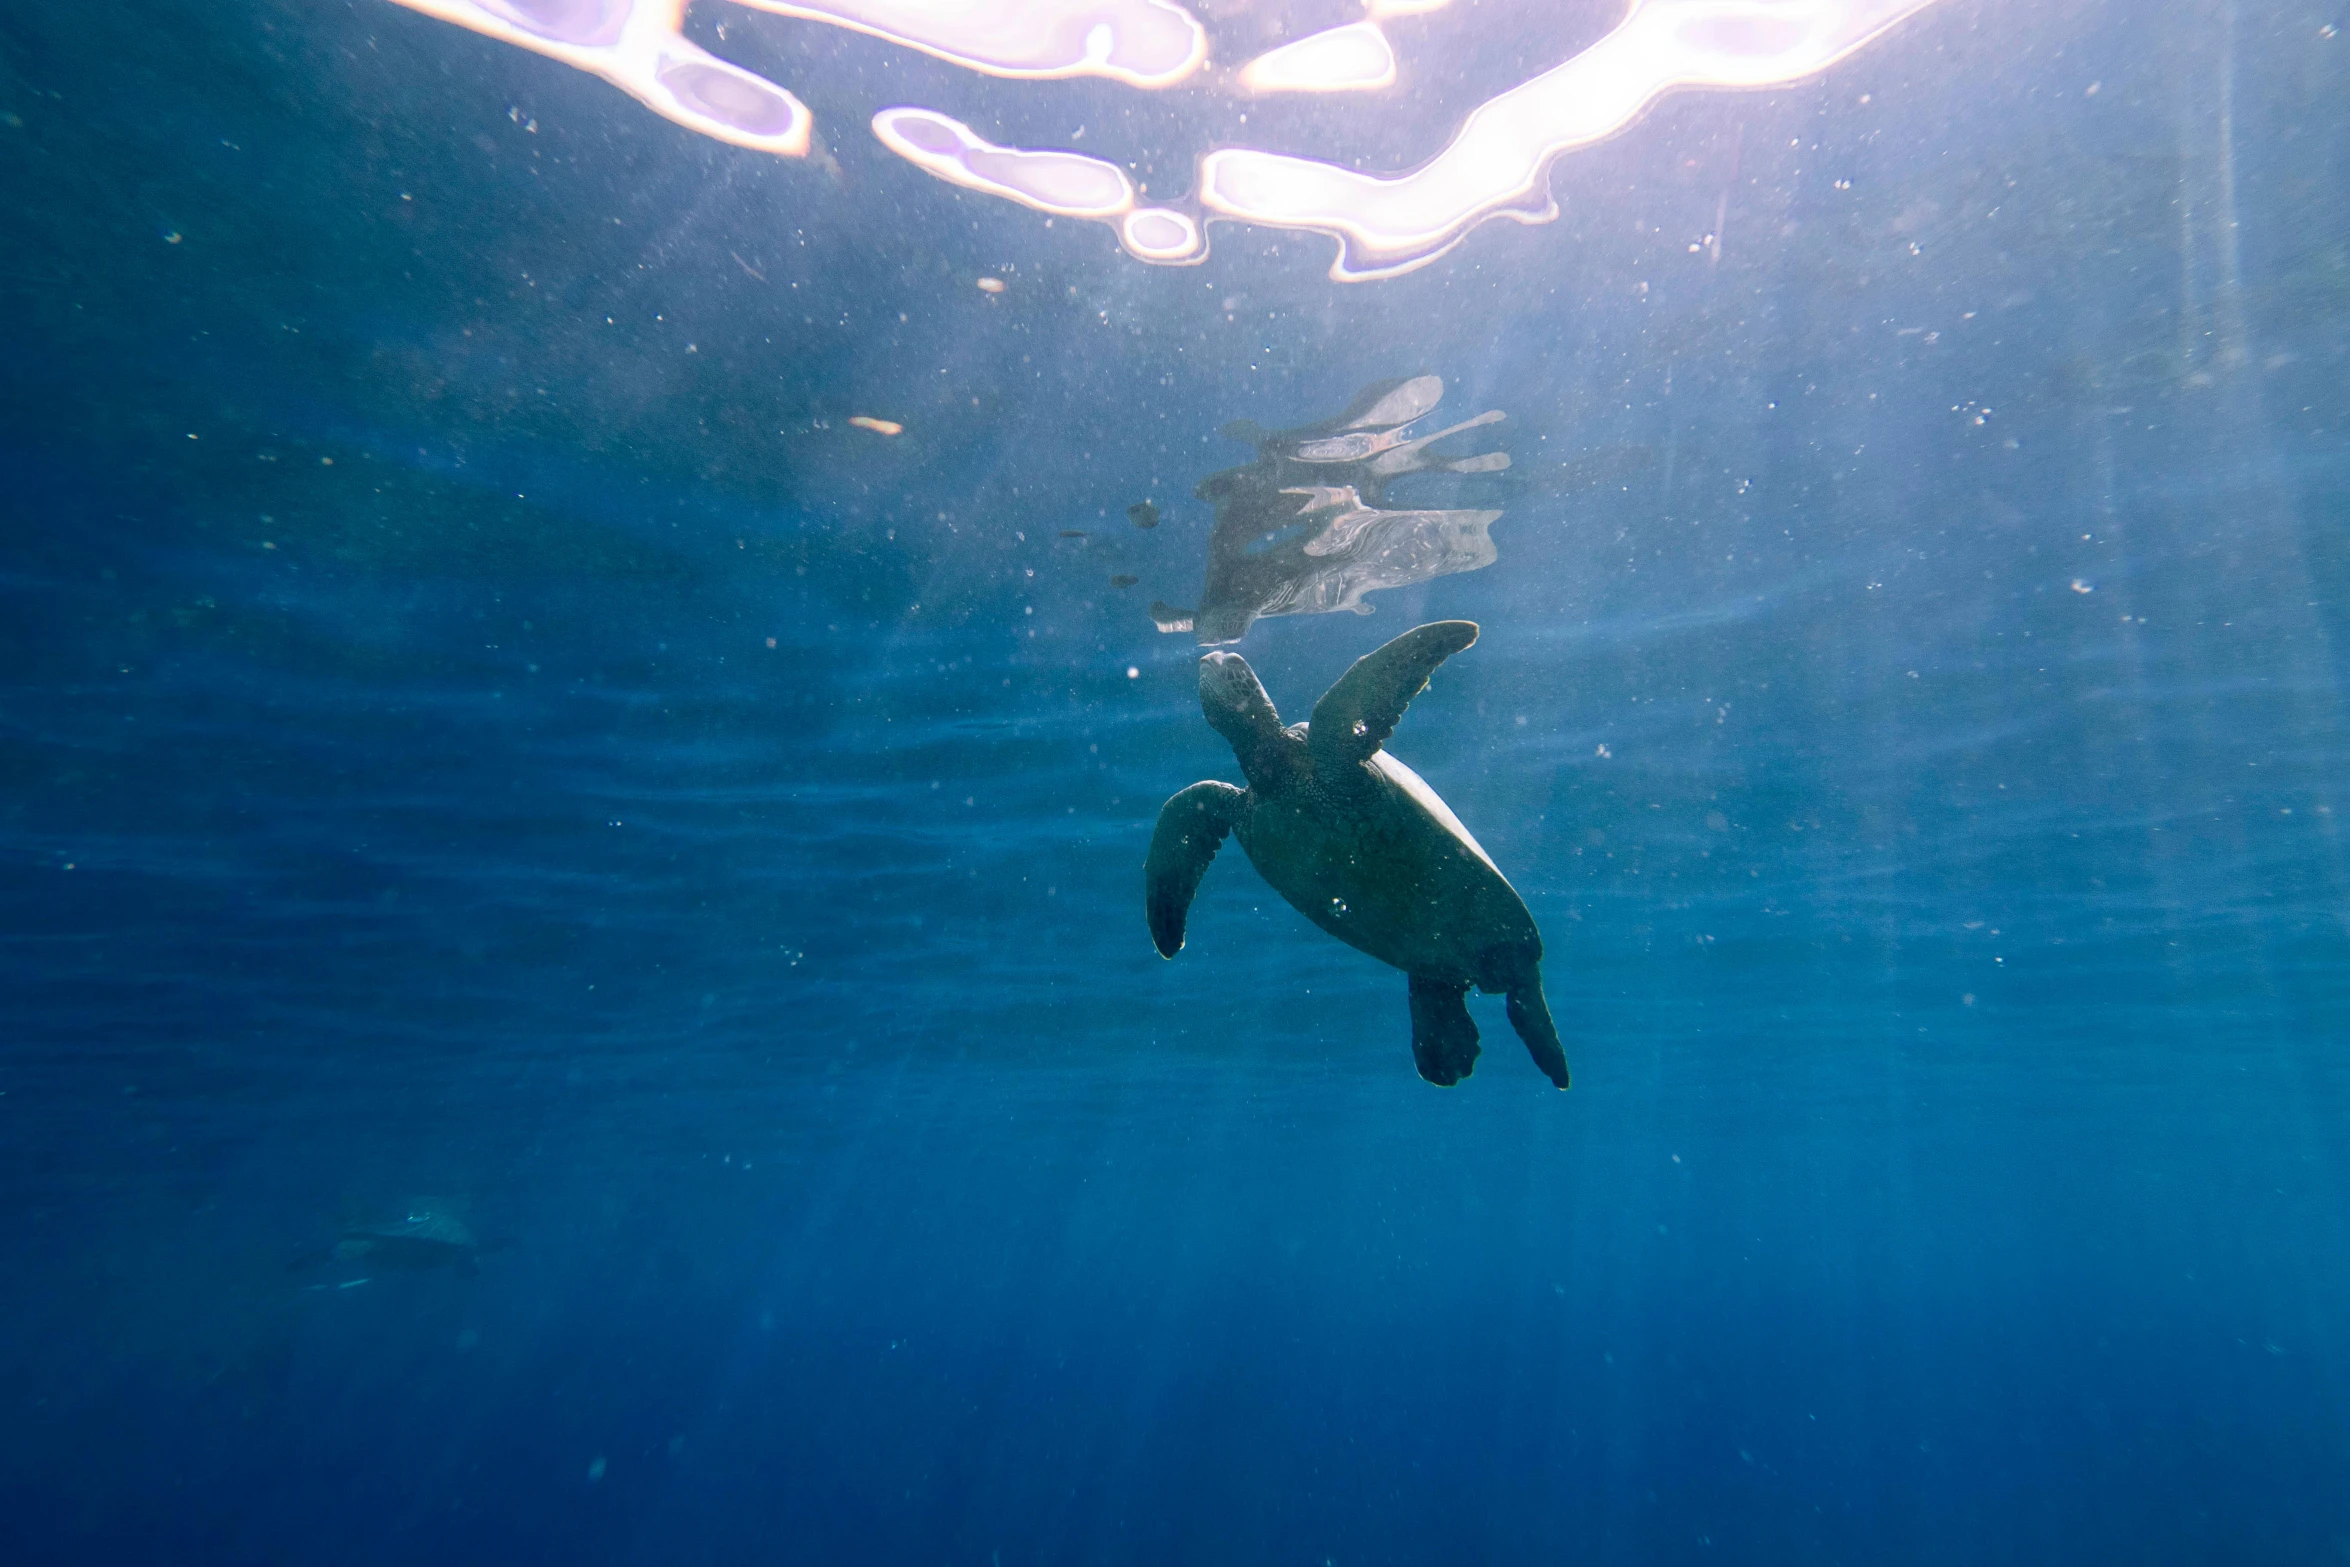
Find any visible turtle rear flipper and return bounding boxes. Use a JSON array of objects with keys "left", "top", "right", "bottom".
[
  {"left": 1407, "top": 974, "right": 1480, "bottom": 1086},
  {"left": 1506, "top": 977, "right": 1570, "bottom": 1090}
]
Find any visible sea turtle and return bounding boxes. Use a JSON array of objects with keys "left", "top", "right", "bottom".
[{"left": 1145, "top": 620, "right": 1569, "bottom": 1088}]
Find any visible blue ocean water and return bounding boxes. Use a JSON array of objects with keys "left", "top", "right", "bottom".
[{"left": 5, "top": 0, "right": 2350, "bottom": 1560}]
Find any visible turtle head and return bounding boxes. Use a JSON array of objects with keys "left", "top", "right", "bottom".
[{"left": 1199, "top": 652, "right": 1293, "bottom": 792}]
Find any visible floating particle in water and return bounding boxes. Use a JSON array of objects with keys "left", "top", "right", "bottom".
[
  {"left": 1111, "top": 574, "right": 1138, "bottom": 589},
  {"left": 1525, "top": 442, "right": 1658, "bottom": 496},
  {"left": 1126, "top": 499, "right": 1160, "bottom": 529},
  {"left": 976, "top": 275, "right": 1007, "bottom": 293},
  {"left": 588, "top": 1456, "right": 607, "bottom": 1482},
  {"left": 2070, "top": 578, "right": 2094, "bottom": 593},
  {"left": 848, "top": 415, "right": 902, "bottom": 435}
]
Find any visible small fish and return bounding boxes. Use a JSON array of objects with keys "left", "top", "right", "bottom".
[
  {"left": 1059, "top": 529, "right": 1088, "bottom": 540},
  {"left": 848, "top": 415, "right": 902, "bottom": 436},
  {"left": 1127, "top": 500, "right": 1160, "bottom": 529},
  {"left": 1111, "top": 575, "right": 1138, "bottom": 589}
]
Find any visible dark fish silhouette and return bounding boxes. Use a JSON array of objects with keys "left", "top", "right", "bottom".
[
  {"left": 1127, "top": 500, "right": 1161, "bottom": 529},
  {"left": 1111, "top": 574, "right": 1139, "bottom": 589},
  {"left": 1059, "top": 529, "right": 1088, "bottom": 540},
  {"left": 288, "top": 1201, "right": 495, "bottom": 1281},
  {"left": 1159, "top": 376, "right": 1511, "bottom": 645}
]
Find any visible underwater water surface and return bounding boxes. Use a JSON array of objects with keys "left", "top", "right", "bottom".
[{"left": 4, "top": 0, "right": 2350, "bottom": 1562}]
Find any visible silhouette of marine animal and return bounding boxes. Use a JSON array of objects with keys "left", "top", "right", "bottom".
[
  {"left": 333, "top": 1206, "right": 485, "bottom": 1276},
  {"left": 1145, "top": 620, "right": 1568, "bottom": 1088}
]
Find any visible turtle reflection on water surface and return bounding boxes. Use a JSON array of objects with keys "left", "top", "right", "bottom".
[{"left": 1157, "top": 376, "right": 1512, "bottom": 646}]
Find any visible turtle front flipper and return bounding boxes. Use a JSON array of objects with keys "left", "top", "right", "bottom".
[
  {"left": 1145, "top": 781, "right": 1248, "bottom": 957},
  {"left": 1308, "top": 620, "right": 1479, "bottom": 776},
  {"left": 1407, "top": 974, "right": 1481, "bottom": 1086},
  {"left": 1505, "top": 975, "right": 1571, "bottom": 1090}
]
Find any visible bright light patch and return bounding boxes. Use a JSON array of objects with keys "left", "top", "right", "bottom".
[
  {"left": 383, "top": 0, "right": 1945, "bottom": 281},
  {"left": 872, "top": 109, "right": 1135, "bottom": 219},
  {"left": 1238, "top": 21, "right": 1396, "bottom": 94},
  {"left": 1120, "top": 207, "right": 1204, "bottom": 263},
  {"left": 388, "top": 0, "right": 812, "bottom": 155},
  {"left": 1200, "top": 0, "right": 1943, "bottom": 279},
  {"left": 871, "top": 108, "right": 1209, "bottom": 264},
  {"left": 732, "top": 0, "right": 1206, "bottom": 86}
]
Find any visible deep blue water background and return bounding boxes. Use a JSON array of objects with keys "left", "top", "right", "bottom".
[{"left": 5, "top": 0, "right": 2350, "bottom": 1561}]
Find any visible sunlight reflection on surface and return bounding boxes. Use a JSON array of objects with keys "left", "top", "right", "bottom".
[
  {"left": 1202, "top": 0, "right": 1944, "bottom": 278},
  {"left": 383, "top": 0, "right": 1942, "bottom": 279}
]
